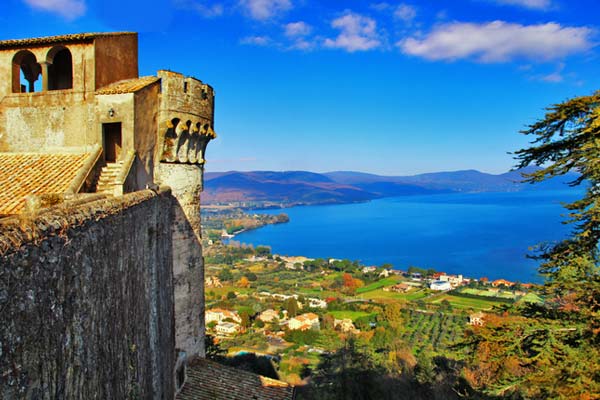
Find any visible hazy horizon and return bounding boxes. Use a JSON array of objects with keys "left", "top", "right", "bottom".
[{"left": 3, "top": 0, "right": 599, "bottom": 175}]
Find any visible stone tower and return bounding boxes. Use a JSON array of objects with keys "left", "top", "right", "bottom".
[{"left": 155, "top": 70, "right": 216, "bottom": 358}]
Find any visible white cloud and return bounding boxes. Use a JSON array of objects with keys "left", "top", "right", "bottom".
[
  {"left": 539, "top": 62, "right": 565, "bottom": 82},
  {"left": 174, "top": 0, "right": 224, "bottom": 17},
  {"left": 399, "top": 21, "right": 595, "bottom": 63},
  {"left": 240, "top": 35, "right": 272, "bottom": 46},
  {"left": 284, "top": 22, "right": 315, "bottom": 50},
  {"left": 285, "top": 21, "right": 312, "bottom": 37},
  {"left": 541, "top": 71, "right": 563, "bottom": 82},
  {"left": 491, "top": 0, "right": 552, "bottom": 10},
  {"left": 289, "top": 38, "right": 315, "bottom": 50},
  {"left": 23, "top": 0, "right": 86, "bottom": 20},
  {"left": 394, "top": 4, "right": 417, "bottom": 23},
  {"left": 324, "top": 12, "right": 382, "bottom": 52},
  {"left": 239, "top": 0, "right": 292, "bottom": 20},
  {"left": 370, "top": 2, "right": 391, "bottom": 12}
]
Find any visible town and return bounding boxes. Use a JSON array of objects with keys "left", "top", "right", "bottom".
[{"left": 201, "top": 215, "right": 542, "bottom": 384}]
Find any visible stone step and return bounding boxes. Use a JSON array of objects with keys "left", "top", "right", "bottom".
[{"left": 95, "top": 161, "right": 124, "bottom": 194}]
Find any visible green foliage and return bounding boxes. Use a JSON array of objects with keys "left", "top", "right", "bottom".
[
  {"left": 461, "top": 313, "right": 600, "bottom": 398},
  {"left": 218, "top": 268, "right": 233, "bottom": 282},
  {"left": 407, "top": 266, "right": 427, "bottom": 275},
  {"left": 284, "top": 329, "right": 320, "bottom": 345},
  {"left": 255, "top": 246, "right": 271, "bottom": 257},
  {"left": 381, "top": 303, "right": 403, "bottom": 328},
  {"left": 220, "top": 353, "right": 279, "bottom": 380},
  {"left": 205, "top": 334, "right": 226, "bottom": 360},
  {"left": 459, "top": 92, "right": 600, "bottom": 398},
  {"left": 329, "top": 259, "right": 361, "bottom": 273},
  {"left": 285, "top": 297, "right": 299, "bottom": 317},
  {"left": 244, "top": 271, "right": 258, "bottom": 281},
  {"left": 240, "top": 311, "right": 251, "bottom": 328},
  {"left": 306, "top": 339, "right": 386, "bottom": 400},
  {"left": 514, "top": 92, "right": 600, "bottom": 336},
  {"left": 226, "top": 291, "right": 237, "bottom": 300}
]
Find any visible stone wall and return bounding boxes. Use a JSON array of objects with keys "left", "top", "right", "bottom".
[
  {"left": 157, "top": 70, "right": 214, "bottom": 124},
  {"left": 0, "top": 189, "right": 177, "bottom": 399},
  {"left": 156, "top": 163, "right": 205, "bottom": 358}
]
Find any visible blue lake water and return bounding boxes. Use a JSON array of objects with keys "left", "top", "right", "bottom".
[{"left": 230, "top": 190, "right": 583, "bottom": 283}]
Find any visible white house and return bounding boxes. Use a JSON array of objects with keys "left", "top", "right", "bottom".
[
  {"left": 439, "top": 274, "right": 464, "bottom": 287},
  {"left": 205, "top": 308, "right": 242, "bottom": 324},
  {"left": 216, "top": 322, "right": 241, "bottom": 336},
  {"left": 362, "top": 266, "right": 377, "bottom": 274},
  {"left": 430, "top": 280, "right": 452, "bottom": 291},
  {"left": 307, "top": 298, "right": 327, "bottom": 309}
]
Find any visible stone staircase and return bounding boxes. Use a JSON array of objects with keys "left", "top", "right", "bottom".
[{"left": 96, "top": 161, "right": 123, "bottom": 195}]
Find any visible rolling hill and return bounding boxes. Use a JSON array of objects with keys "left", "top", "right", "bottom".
[{"left": 203, "top": 168, "right": 577, "bottom": 206}]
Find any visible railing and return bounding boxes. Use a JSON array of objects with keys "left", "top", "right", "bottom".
[
  {"left": 113, "top": 150, "right": 136, "bottom": 196},
  {"left": 66, "top": 143, "right": 102, "bottom": 195}
]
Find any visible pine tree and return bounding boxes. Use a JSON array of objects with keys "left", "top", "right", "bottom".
[
  {"left": 461, "top": 92, "right": 600, "bottom": 398},
  {"left": 514, "top": 90, "right": 600, "bottom": 338}
]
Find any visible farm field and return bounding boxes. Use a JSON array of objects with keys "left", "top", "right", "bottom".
[
  {"left": 360, "top": 288, "right": 428, "bottom": 303},
  {"left": 459, "top": 287, "right": 517, "bottom": 299},
  {"left": 356, "top": 277, "right": 403, "bottom": 294},
  {"left": 427, "top": 293, "right": 504, "bottom": 310},
  {"left": 329, "top": 310, "right": 375, "bottom": 321}
]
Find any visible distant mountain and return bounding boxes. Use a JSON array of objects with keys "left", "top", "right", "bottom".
[
  {"left": 203, "top": 168, "right": 579, "bottom": 206},
  {"left": 203, "top": 171, "right": 377, "bottom": 205}
]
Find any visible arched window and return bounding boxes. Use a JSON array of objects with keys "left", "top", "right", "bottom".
[
  {"left": 12, "top": 50, "right": 41, "bottom": 93},
  {"left": 47, "top": 46, "right": 73, "bottom": 90}
]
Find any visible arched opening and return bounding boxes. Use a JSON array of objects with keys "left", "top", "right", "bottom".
[
  {"left": 12, "top": 50, "right": 41, "bottom": 93},
  {"left": 161, "top": 118, "right": 180, "bottom": 162},
  {"left": 188, "top": 123, "right": 201, "bottom": 163},
  {"left": 176, "top": 121, "right": 192, "bottom": 163},
  {"left": 47, "top": 47, "right": 73, "bottom": 90}
]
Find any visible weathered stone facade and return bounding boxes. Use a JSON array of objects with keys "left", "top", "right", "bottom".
[
  {"left": 0, "top": 190, "right": 175, "bottom": 399},
  {"left": 0, "top": 32, "right": 216, "bottom": 398}
]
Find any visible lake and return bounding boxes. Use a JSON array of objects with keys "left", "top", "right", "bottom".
[{"left": 229, "top": 190, "right": 583, "bottom": 283}]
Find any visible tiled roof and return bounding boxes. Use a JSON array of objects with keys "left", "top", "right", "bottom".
[
  {"left": 177, "top": 358, "right": 295, "bottom": 400},
  {"left": 294, "top": 313, "right": 318, "bottom": 322},
  {"left": 96, "top": 76, "right": 160, "bottom": 95},
  {"left": 0, "top": 152, "right": 89, "bottom": 215},
  {"left": 0, "top": 32, "right": 135, "bottom": 49}
]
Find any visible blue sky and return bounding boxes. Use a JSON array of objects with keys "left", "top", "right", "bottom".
[{"left": 2, "top": 0, "right": 599, "bottom": 175}]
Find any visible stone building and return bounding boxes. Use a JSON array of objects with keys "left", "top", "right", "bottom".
[{"left": 0, "top": 32, "right": 216, "bottom": 398}]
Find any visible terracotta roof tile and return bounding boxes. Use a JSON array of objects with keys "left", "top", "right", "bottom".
[
  {"left": 0, "top": 32, "right": 135, "bottom": 49},
  {"left": 96, "top": 76, "right": 160, "bottom": 95},
  {"left": 177, "top": 358, "right": 295, "bottom": 400},
  {"left": 0, "top": 152, "right": 89, "bottom": 215}
]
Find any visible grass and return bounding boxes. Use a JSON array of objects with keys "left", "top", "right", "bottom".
[
  {"left": 427, "top": 293, "right": 503, "bottom": 311},
  {"left": 328, "top": 310, "right": 375, "bottom": 321},
  {"left": 356, "top": 277, "right": 402, "bottom": 294},
  {"left": 460, "top": 288, "right": 517, "bottom": 299},
  {"left": 358, "top": 288, "right": 428, "bottom": 303},
  {"left": 518, "top": 292, "right": 544, "bottom": 304}
]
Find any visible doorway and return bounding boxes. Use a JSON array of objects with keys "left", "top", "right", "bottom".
[{"left": 102, "top": 123, "right": 122, "bottom": 162}]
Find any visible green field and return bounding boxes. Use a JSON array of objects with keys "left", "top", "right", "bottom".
[
  {"left": 359, "top": 288, "right": 428, "bottom": 303},
  {"left": 329, "top": 310, "right": 375, "bottom": 321},
  {"left": 459, "top": 288, "right": 517, "bottom": 299},
  {"left": 400, "top": 310, "right": 466, "bottom": 356},
  {"left": 518, "top": 292, "right": 544, "bottom": 304},
  {"left": 427, "top": 293, "right": 503, "bottom": 310},
  {"left": 356, "top": 277, "right": 402, "bottom": 294}
]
